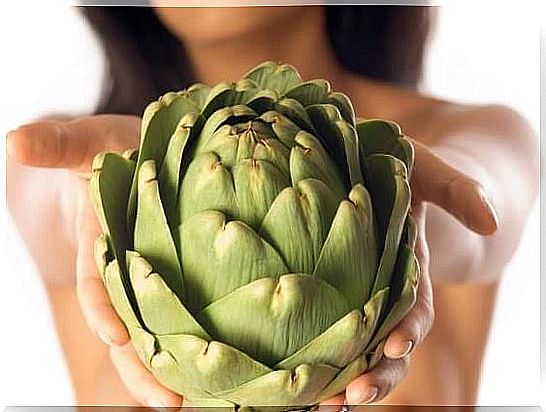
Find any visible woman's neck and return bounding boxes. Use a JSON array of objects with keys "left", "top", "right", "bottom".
[{"left": 183, "top": 8, "right": 349, "bottom": 92}]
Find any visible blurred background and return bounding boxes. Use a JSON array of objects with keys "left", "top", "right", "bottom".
[{"left": 0, "top": 3, "right": 543, "bottom": 409}]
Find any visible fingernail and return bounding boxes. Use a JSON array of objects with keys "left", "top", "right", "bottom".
[
  {"left": 97, "top": 331, "right": 113, "bottom": 346},
  {"left": 6, "top": 130, "right": 17, "bottom": 156},
  {"left": 393, "top": 340, "right": 413, "bottom": 358},
  {"left": 357, "top": 386, "right": 379, "bottom": 404},
  {"left": 480, "top": 193, "right": 499, "bottom": 230}
]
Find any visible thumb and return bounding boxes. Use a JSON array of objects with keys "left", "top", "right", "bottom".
[
  {"left": 7, "top": 115, "right": 140, "bottom": 173},
  {"left": 7, "top": 120, "right": 87, "bottom": 171},
  {"left": 410, "top": 139, "right": 498, "bottom": 236}
]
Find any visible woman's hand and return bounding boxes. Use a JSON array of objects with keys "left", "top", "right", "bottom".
[
  {"left": 8, "top": 122, "right": 498, "bottom": 408},
  {"left": 320, "top": 139, "right": 498, "bottom": 407},
  {"left": 8, "top": 116, "right": 182, "bottom": 407}
]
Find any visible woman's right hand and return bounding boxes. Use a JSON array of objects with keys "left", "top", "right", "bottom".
[{"left": 7, "top": 115, "right": 183, "bottom": 407}]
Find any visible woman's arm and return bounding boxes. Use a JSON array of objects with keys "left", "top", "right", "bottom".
[
  {"left": 6, "top": 116, "right": 145, "bottom": 404},
  {"left": 374, "top": 104, "right": 538, "bottom": 406},
  {"left": 421, "top": 104, "right": 539, "bottom": 283}
]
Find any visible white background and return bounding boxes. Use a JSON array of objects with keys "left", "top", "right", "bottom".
[{"left": 0, "top": 3, "right": 543, "bottom": 409}]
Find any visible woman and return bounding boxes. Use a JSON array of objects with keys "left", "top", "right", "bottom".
[{"left": 6, "top": 5, "right": 538, "bottom": 408}]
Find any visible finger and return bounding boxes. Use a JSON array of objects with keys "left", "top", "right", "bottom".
[
  {"left": 75, "top": 179, "right": 129, "bottom": 346},
  {"left": 384, "top": 204, "right": 434, "bottom": 359},
  {"left": 6, "top": 115, "right": 139, "bottom": 173},
  {"left": 345, "top": 356, "right": 410, "bottom": 405},
  {"left": 383, "top": 277, "right": 434, "bottom": 359},
  {"left": 6, "top": 121, "right": 89, "bottom": 171},
  {"left": 411, "top": 139, "right": 498, "bottom": 235},
  {"left": 110, "top": 342, "right": 183, "bottom": 408},
  {"left": 318, "top": 392, "right": 346, "bottom": 410}
]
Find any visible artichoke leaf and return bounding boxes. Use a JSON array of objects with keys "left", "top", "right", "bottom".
[
  {"left": 89, "top": 152, "right": 135, "bottom": 265},
  {"left": 366, "top": 339, "right": 387, "bottom": 371},
  {"left": 194, "top": 104, "right": 257, "bottom": 154},
  {"left": 232, "top": 158, "right": 292, "bottom": 229},
  {"left": 180, "top": 397, "right": 236, "bottom": 408},
  {"left": 275, "top": 310, "right": 364, "bottom": 370},
  {"left": 326, "top": 92, "right": 356, "bottom": 125},
  {"left": 259, "top": 179, "right": 340, "bottom": 274},
  {"left": 155, "top": 334, "right": 272, "bottom": 395},
  {"left": 253, "top": 137, "right": 291, "bottom": 178},
  {"left": 315, "top": 356, "right": 367, "bottom": 402},
  {"left": 259, "top": 111, "right": 302, "bottom": 149},
  {"left": 122, "top": 148, "right": 139, "bottom": 162},
  {"left": 365, "top": 216, "right": 418, "bottom": 351},
  {"left": 150, "top": 350, "right": 214, "bottom": 400},
  {"left": 180, "top": 152, "right": 290, "bottom": 230},
  {"left": 276, "top": 287, "right": 387, "bottom": 371},
  {"left": 178, "top": 152, "right": 238, "bottom": 224},
  {"left": 365, "top": 154, "right": 411, "bottom": 295},
  {"left": 365, "top": 245, "right": 419, "bottom": 353},
  {"left": 307, "top": 104, "right": 364, "bottom": 187},
  {"left": 94, "top": 235, "right": 110, "bottom": 279},
  {"left": 336, "top": 120, "right": 365, "bottom": 186},
  {"left": 89, "top": 152, "right": 139, "bottom": 320},
  {"left": 215, "top": 363, "right": 339, "bottom": 407},
  {"left": 405, "top": 212, "right": 419, "bottom": 249},
  {"left": 357, "top": 119, "right": 415, "bottom": 174},
  {"left": 285, "top": 79, "right": 331, "bottom": 106},
  {"left": 199, "top": 124, "right": 240, "bottom": 167},
  {"left": 274, "top": 98, "right": 317, "bottom": 135},
  {"left": 234, "top": 119, "right": 278, "bottom": 143},
  {"left": 103, "top": 258, "right": 142, "bottom": 330},
  {"left": 384, "top": 215, "right": 418, "bottom": 305},
  {"left": 243, "top": 61, "right": 302, "bottom": 95},
  {"left": 128, "top": 94, "right": 201, "bottom": 231},
  {"left": 130, "top": 325, "right": 158, "bottom": 367},
  {"left": 196, "top": 274, "right": 350, "bottom": 366},
  {"left": 289, "top": 130, "right": 347, "bottom": 200},
  {"left": 178, "top": 211, "right": 289, "bottom": 313},
  {"left": 201, "top": 79, "right": 259, "bottom": 118},
  {"left": 246, "top": 89, "right": 279, "bottom": 114},
  {"left": 184, "top": 83, "right": 212, "bottom": 110},
  {"left": 134, "top": 160, "right": 184, "bottom": 299},
  {"left": 127, "top": 251, "right": 209, "bottom": 339},
  {"left": 158, "top": 113, "right": 197, "bottom": 225},
  {"left": 201, "top": 122, "right": 289, "bottom": 175},
  {"left": 362, "top": 287, "right": 391, "bottom": 348},
  {"left": 313, "top": 184, "right": 377, "bottom": 308},
  {"left": 102, "top": 257, "right": 152, "bottom": 364}
]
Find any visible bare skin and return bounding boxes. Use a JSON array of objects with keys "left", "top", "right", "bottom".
[{"left": 6, "top": 6, "right": 538, "bottom": 408}]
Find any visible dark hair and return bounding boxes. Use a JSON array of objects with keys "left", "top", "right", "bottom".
[{"left": 80, "top": 6, "right": 434, "bottom": 116}]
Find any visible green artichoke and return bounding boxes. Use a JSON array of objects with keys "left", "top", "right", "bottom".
[{"left": 90, "top": 61, "right": 419, "bottom": 410}]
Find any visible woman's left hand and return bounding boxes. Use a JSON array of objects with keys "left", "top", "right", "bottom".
[{"left": 320, "top": 139, "right": 498, "bottom": 407}]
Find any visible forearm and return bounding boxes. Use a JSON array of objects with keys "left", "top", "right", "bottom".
[
  {"left": 46, "top": 283, "right": 137, "bottom": 405},
  {"left": 424, "top": 105, "right": 538, "bottom": 283}
]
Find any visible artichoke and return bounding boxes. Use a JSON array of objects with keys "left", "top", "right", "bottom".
[{"left": 90, "top": 61, "right": 419, "bottom": 410}]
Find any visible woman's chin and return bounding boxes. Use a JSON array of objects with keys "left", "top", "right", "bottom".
[{"left": 151, "top": 6, "right": 316, "bottom": 44}]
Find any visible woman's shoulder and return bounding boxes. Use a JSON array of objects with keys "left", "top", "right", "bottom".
[{"left": 348, "top": 76, "right": 531, "bottom": 145}]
